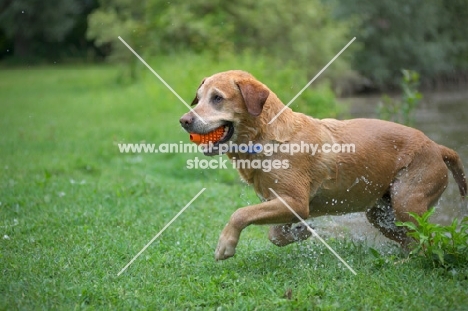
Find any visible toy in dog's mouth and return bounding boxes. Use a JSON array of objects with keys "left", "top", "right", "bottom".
[{"left": 189, "top": 122, "right": 234, "bottom": 155}]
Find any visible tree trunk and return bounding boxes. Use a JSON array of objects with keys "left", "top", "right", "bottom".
[{"left": 14, "top": 32, "right": 30, "bottom": 58}]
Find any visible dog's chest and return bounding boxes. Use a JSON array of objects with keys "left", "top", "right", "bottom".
[
  {"left": 227, "top": 153, "right": 260, "bottom": 184},
  {"left": 233, "top": 163, "right": 274, "bottom": 199}
]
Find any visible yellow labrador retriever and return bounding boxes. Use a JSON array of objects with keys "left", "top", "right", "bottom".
[{"left": 179, "top": 70, "right": 467, "bottom": 260}]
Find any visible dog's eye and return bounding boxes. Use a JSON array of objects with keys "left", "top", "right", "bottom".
[{"left": 212, "top": 95, "right": 223, "bottom": 103}]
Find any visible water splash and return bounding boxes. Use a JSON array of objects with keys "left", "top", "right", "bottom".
[{"left": 346, "top": 177, "right": 359, "bottom": 192}]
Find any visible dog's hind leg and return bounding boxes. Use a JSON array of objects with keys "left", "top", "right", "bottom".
[
  {"left": 268, "top": 223, "right": 312, "bottom": 246},
  {"left": 365, "top": 193, "right": 411, "bottom": 246},
  {"left": 367, "top": 157, "right": 450, "bottom": 247},
  {"left": 388, "top": 160, "right": 449, "bottom": 239}
]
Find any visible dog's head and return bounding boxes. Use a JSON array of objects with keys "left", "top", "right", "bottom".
[{"left": 179, "top": 70, "right": 270, "bottom": 156}]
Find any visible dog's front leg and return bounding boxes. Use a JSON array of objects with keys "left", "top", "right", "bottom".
[{"left": 215, "top": 196, "right": 308, "bottom": 260}]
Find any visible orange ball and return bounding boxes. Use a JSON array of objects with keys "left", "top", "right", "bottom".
[{"left": 190, "top": 126, "right": 225, "bottom": 145}]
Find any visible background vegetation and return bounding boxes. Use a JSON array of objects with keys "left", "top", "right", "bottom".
[
  {"left": 335, "top": 0, "right": 468, "bottom": 87},
  {"left": 1, "top": 0, "right": 468, "bottom": 89}
]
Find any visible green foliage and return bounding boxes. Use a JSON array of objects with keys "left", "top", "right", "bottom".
[
  {"left": 296, "top": 82, "right": 342, "bottom": 119},
  {"left": 87, "top": 0, "right": 147, "bottom": 81},
  {"left": 397, "top": 208, "right": 468, "bottom": 268},
  {"left": 87, "top": 0, "right": 354, "bottom": 83},
  {"left": 439, "top": 0, "right": 468, "bottom": 69},
  {"left": 2, "top": 0, "right": 468, "bottom": 90},
  {"left": 0, "top": 0, "right": 83, "bottom": 58},
  {"left": 334, "top": 0, "right": 468, "bottom": 86},
  {"left": 377, "top": 69, "right": 422, "bottom": 126}
]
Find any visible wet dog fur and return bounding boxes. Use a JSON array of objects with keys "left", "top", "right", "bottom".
[{"left": 179, "top": 70, "right": 467, "bottom": 260}]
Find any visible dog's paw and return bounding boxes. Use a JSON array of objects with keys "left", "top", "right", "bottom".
[
  {"left": 291, "top": 224, "right": 313, "bottom": 241},
  {"left": 268, "top": 223, "right": 312, "bottom": 246},
  {"left": 214, "top": 236, "right": 237, "bottom": 260}
]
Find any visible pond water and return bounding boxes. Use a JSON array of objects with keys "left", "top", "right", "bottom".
[{"left": 312, "top": 91, "right": 468, "bottom": 246}]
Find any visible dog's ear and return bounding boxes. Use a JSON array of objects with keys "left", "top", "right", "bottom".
[
  {"left": 237, "top": 79, "right": 269, "bottom": 116},
  {"left": 191, "top": 78, "right": 206, "bottom": 106}
]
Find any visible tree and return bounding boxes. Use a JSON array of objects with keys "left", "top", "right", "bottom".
[
  {"left": 87, "top": 0, "right": 353, "bottom": 81},
  {"left": 86, "top": 0, "right": 146, "bottom": 80},
  {"left": 334, "top": 0, "right": 468, "bottom": 87},
  {"left": 440, "top": 0, "right": 468, "bottom": 69},
  {"left": 147, "top": 0, "right": 353, "bottom": 77},
  {"left": 0, "top": 0, "right": 83, "bottom": 58}
]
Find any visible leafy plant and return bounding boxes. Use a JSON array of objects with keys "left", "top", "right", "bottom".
[
  {"left": 334, "top": 0, "right": 466, "bottom": 86},
  {"left": 396, "top": 208, "right": 468, "bottom": 268},
  {"left": 377, "top": 69, "right": 422, "bottom": 126},
  {"left": 87, "top": 0, "right": 354, "bottom": 83}
]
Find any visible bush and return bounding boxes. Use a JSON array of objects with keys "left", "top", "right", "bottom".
[
  {"left": 87, "top": 0, "right": 354, "bottom": 84},
  {"left": 334, "top": 0, "right": 468, "bottom": 87},
  {"left": 377, "top": 69, "right": 422, "bottom": 126},
  {"left": 397, "top": 208, "right": 468, "bottom": 268}
]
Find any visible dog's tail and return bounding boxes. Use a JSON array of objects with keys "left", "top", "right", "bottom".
[{"left": 440, "top": 145, "right": 467, "bottom": 199}]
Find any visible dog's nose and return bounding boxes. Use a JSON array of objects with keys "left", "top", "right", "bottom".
[{"left": 179, "top": 114, "right": 194, "bottom": 128}]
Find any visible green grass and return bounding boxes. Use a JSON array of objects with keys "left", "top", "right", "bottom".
[{"left": 1, "top": 62, "right": 467, "bottom": 310}]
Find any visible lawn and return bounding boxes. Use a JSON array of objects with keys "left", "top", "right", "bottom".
[{"left": 1, "top": 63, "right": 467, "bottom": 310}]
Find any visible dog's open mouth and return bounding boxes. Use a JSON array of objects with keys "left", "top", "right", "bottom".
[{"left": 189, "top": 122, "right": 234, "bottom": 156}]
